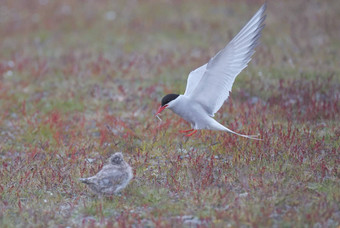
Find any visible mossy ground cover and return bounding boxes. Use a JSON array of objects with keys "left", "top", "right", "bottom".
[{"left": 0, "top": 0, "right": 339, "bottom": 227}]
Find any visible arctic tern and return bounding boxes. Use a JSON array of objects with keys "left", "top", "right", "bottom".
[{"left": 156, "top": 4, "right": 266, "bottom": 139}]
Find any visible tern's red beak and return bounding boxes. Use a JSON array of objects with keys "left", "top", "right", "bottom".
[{"left": 156, "top": 105, "right": 168, "bottom": 115}]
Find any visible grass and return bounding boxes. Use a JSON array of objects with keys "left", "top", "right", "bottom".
[{"left": 0, "top": 0, "right": 339, "bottom": 227}]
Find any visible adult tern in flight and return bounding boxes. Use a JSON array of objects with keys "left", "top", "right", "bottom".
[{"left": 156, "top": 4, "right": 266, "bottom": 139}]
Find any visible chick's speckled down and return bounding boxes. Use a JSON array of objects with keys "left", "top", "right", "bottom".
[{"left": 79, "top": 152, "right": 133, "bottom": 195}]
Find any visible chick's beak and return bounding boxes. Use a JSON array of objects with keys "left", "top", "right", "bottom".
[{"left": 155, "top": 105, "right": 168, "bottom": 115}]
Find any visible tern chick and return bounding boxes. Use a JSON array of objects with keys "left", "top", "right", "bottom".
[{"left": 79, "top": 152, "right": 133, "bottom": 195}]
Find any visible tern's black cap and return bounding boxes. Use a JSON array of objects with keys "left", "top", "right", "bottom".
[{"left": 161, "top": 94, "right": 179, "bottom": 106}]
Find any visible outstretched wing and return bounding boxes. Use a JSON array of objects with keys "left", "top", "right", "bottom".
[
  {"left": 188, "top": 4, "right": 266, "bottom": 116},
  {"left": 184, "top": 63, "right": 207, "bottom": 96}
]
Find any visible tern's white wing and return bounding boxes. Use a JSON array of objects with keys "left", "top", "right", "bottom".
[
  {"left": 184, "top": 64, "right": 207, "bottom": 96},
  {"left": 188, "top": 4, "right": 266, "bottom": 116}
]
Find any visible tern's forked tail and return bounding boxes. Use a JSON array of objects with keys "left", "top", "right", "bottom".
[
  {"left": 223, "top": 126, "right": 262, "bottom": 140},
  {"left": 210, "top": 120, "right": 261, "bottom": 140}
]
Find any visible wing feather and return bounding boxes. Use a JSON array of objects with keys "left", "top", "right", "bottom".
[
  {"left": 187, "top": 4, "right": 266, "bottom": 116},
  {"left": 183, "top": 63, "right": 207, "bottom": 96}
]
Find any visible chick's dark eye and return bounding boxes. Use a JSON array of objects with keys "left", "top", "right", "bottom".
[{"left": 112, "top": 157, "right": 122, "bottom": 164}]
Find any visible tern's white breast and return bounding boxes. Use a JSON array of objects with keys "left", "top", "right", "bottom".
[{"left": 168, "top": 95, "right": 214, "bottom": 129}]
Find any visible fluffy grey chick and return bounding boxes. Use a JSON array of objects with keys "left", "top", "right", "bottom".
[{"left": 79, "top": 152, "right": 133, "bottom": 195}]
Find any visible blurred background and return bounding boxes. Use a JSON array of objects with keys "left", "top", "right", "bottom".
[{"left": 1, "top": 0, "right": 339, "bottom": 69}]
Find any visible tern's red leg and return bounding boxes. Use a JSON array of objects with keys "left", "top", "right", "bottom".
[
  {"left": 185, "top": 130, "right": 197, "bottom": 137},
  {"left": 179, "top": 129, "right": 194, "bottom": 133}
]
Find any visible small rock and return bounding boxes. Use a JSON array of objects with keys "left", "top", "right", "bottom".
[{"left": 239, "top": 192, "right": 248, "bottom": 198}]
